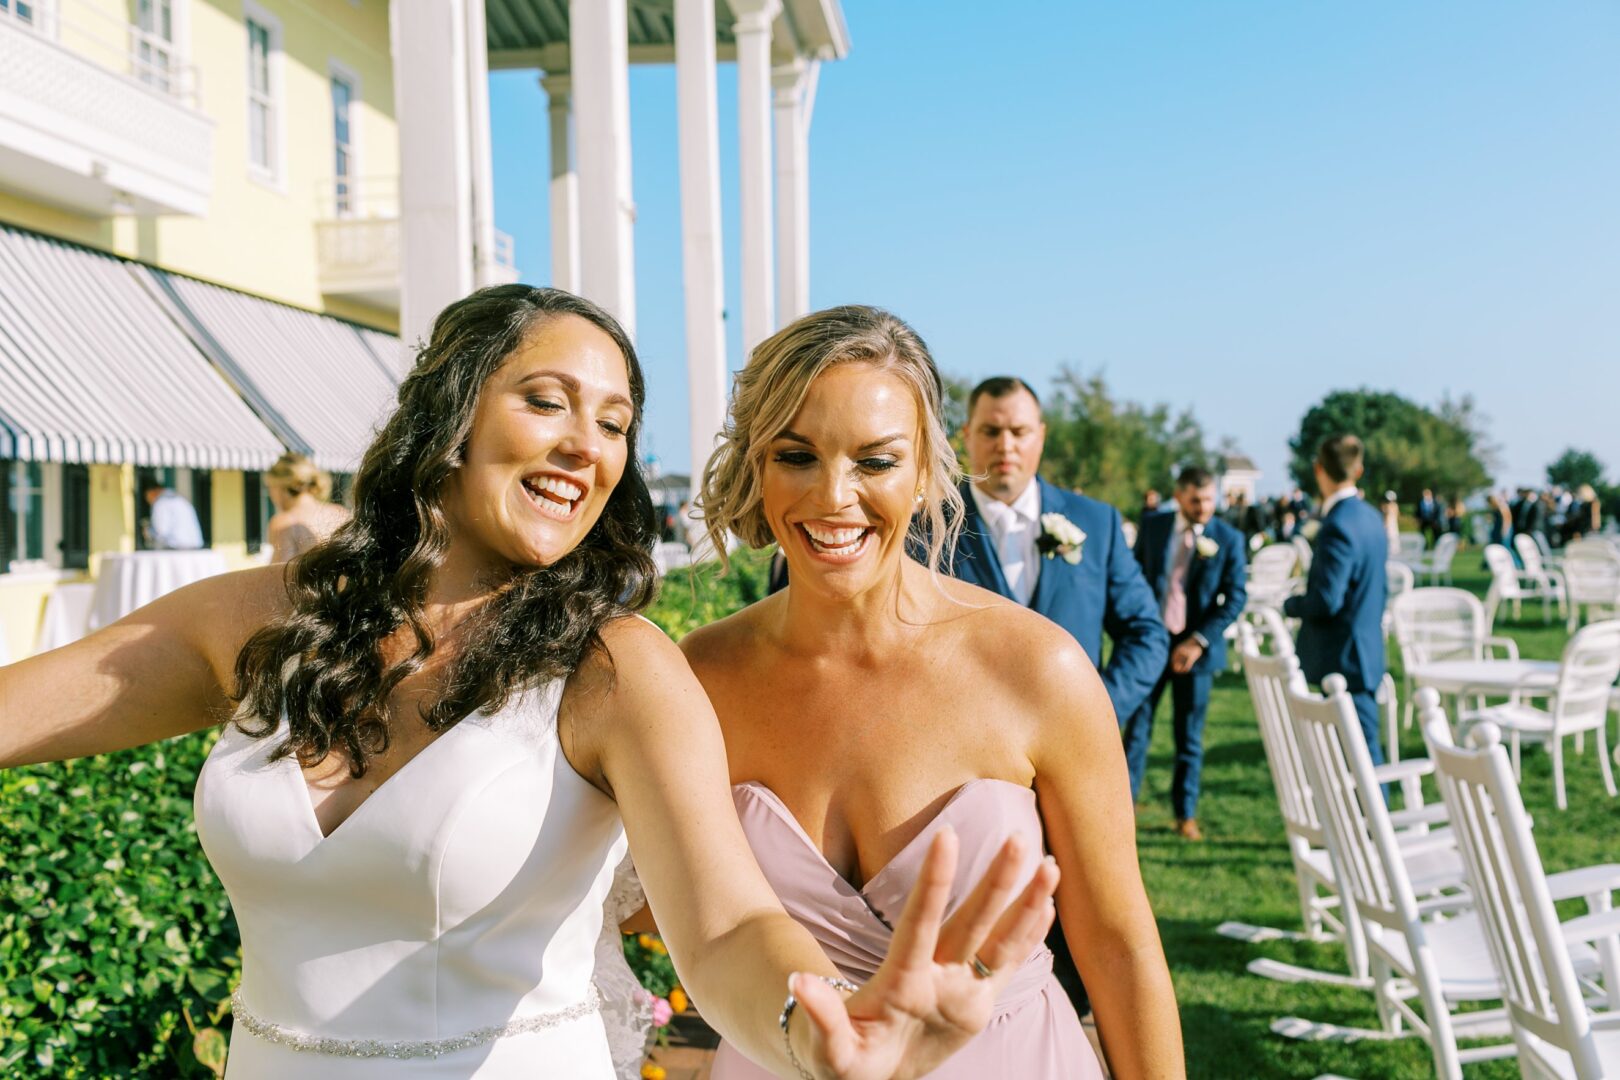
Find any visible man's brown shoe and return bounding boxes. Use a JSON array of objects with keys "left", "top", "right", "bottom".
[{"left": 1175, "top": 818, "right": 1204, "bottom": 841}]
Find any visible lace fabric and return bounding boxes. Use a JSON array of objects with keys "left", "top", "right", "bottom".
[{"left": 594, "top": 853, "right": 655, "bottom": 1080}]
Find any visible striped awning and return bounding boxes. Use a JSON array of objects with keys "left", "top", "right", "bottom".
[
  {"left": 0, "top": 225, "right": 286, "bottom": 469},
  {"left": 143, "top": 269, "right": 404, "bottom": 474}
]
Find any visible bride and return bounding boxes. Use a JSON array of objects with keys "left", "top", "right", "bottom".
[{"left": 0, "top": 286, "right": 1060, "bottom": 1079}]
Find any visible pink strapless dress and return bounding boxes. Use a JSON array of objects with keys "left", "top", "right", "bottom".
[{"left": 711, "top": 779, "right": 1105, "bottom": 1079}]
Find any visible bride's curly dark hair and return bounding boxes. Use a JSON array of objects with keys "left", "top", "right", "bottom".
[{"left": 232, "top": 285, "right": 658, "bottom": 775}]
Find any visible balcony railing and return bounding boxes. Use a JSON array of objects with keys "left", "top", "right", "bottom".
[
  {"left": 315, "top": 177, "right": 519, "bottom": 308},
  {"left": 0, "top": 0, "right": 212, "bottom": 216}
]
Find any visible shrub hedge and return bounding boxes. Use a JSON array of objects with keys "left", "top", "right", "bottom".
[{"left": 0, "top": 547, "right": 771, "bottom": 1076}]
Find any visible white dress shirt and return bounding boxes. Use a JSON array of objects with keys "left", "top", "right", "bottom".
[
  {"left": 971, "top": 480, "right": 1042, "bottom": 605},
  {"left": 148, "top": 489, "right": 205, "bottom": 550},
  {"left": 1319, "top": 486, "right": 1358, "bottom": 520}
]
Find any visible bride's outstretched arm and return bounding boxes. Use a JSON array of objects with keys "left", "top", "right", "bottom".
[
  {"left": 567, "top": 616, "right": 1060, "bottom": 1080},
  {"left": 0, "top": 566, "right": 288, "bottom": 768},
  {"left": 1024, "top": 625, "right": 1185, "bottom": 1079}
]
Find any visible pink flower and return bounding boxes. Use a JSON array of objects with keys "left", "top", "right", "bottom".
[{"left": 651, "top": 996, "right": 673, "bottom": 1027}]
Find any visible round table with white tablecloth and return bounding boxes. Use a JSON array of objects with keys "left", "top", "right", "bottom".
[
  {"left": 86, "top": 551, "right": 229, "bottom": 632},
  {"left": 1409, "top": 658, "right": 1562, "bottom": 698}
]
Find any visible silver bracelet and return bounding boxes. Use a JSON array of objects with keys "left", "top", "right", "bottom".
[{"left": 779, "top": 974, "right": 859, "bottom": 1079}]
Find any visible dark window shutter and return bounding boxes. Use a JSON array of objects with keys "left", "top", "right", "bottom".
[
  {"left": 0, "top": 460, "right": 13, "bottom": 571},
  {"left": 192, "top": 469, "right": 213, "bottom": 548},
  {"left": 244, "top": 471, "right": 263, "bottom": 554},
  {"left": 61, "top": 464, "right": 90, "bottom": 570}
]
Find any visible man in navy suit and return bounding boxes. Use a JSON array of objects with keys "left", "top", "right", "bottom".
[
  {"left": 949, "top": 376, "right": 1168, "bottom": 1015},
  {"left": 1124, "top": 466, "right": 1247, "bottom": 840},
  {"left": 1284, "top": 434, "right": 1389, "bottom": 765}
]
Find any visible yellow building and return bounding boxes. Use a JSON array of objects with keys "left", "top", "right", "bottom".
[{"left": 0, "top": 0, "right": 470, "bottom": 657}]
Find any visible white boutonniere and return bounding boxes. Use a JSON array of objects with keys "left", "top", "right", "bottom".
[
  {"left": 1195, "top": 533, "right": 1220, "bottom": 560},
  {"left": 1300, "top": 519, "right": 1322, "bottom": 542},
  {"left": 1036, "top": 513, "right": 1086, "bottom": 565},
  {"left": 1248, "top": 532, "right": 1266, "bottom": 553}
]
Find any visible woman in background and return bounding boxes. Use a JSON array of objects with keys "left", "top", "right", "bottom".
[
  {"left": 1381, "top": 491, "right": 1402, "bottom": 548},
  {"left": 265, "top": 452, "right": 350, "bottom": 562}
]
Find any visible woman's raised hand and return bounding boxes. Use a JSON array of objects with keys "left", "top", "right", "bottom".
[{"left": 789, "top": 830, "right": 1060, "bottom": 1080}]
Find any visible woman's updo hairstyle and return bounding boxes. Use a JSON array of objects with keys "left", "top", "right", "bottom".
[
  {"left": 266, "top": 452, "right": 332, "bottom": 501},
  {"left": 232, "top": 285, "right": 658, "bottom": 776},
  {"left": 698, "top": 304, "right": 963, "bottom": 574}
]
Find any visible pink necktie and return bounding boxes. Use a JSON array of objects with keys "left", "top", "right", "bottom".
[{"left": 1164, "top": 528, "right": 1194, "bottom": 635}]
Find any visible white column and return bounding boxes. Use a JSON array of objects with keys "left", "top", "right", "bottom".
[
  {"left": 540, "top": 71, "right": 581, "bottom": 293},
  {"left": 772, "top": 59, "right": 813, "bottom": 325},
  {"left": 570, "top": 0, "right": 636, "bottom": 337},
  {"left": 675, "top": 0, "right": 728, "bottom": 498},
  {"left": 464, "top": 0, "right": 501, "bottom": 288},
  {"left": 391, "top": 0, "right": 474, "bottom": 351},
  {"left": 732, "top": 0, "right": 778, "bottom": 353}
]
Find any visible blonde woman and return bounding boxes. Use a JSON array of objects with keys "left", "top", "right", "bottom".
[
  {"left": 265, "top": 452, "right": 350, "bottom": 562},
  {"left": 683, "top": 306, "right": 1183, "bottom": 1078}
]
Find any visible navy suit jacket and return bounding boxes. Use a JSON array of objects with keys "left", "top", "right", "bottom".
[
  {"left": 1132, "top": 511, "right": 1247, "bottom": 675},
  {"left": 950, "top": 479, "right": 1169, "bottom": 723},
  {"left": 1283, "top": 494, "right": 1388, "bottom": 692}
]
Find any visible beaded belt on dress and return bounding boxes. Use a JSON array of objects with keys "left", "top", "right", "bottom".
[{"left": 229, "top": 986, "right": 601, "bottom": 1059}]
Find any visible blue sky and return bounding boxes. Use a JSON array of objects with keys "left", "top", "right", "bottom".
[{"left": 490, "top": 2, "right": 1620, "bottom": 493}]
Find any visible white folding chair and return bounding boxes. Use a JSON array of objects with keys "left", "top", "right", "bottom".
[
  {"left": 1563, "top": 541, "right": 1620, "bottom": 632},
  {"left": 1227, "top": 619, "right": 1460, "bottom": 991},
  {"left": 1515, "top": 533, "right": 1571, "bottom": 617},
  {"left": 1287, "top": 675, "right": 1516, "bottom": 1078},
  {"left": 1391, "top": 587, "right": 1519, "bottom": 730},
  {"left": 1422, "top": 703, "right": 1620, "bottom": 1079},
  {"left": 1465, "top": 620, "right": 1620, "bottom": 811},
  {"left": 1384, "top": 560, "right": 1415, "bottom": 641},
  {"left": 1485, "top": 542, "right": 1565, "bottom": 627},
  {"left": 1246, "top": 544, "right": 1300, "bottom": 611},
  {"left": 1290, "top": 533, "right": 1313, "bottom": 574},
  {"left": 1413, "top": 532, "right": 1461, "bottom": 586},
  {"left": 1395, "top": 531, "right": 1428, "bottom": 567}
]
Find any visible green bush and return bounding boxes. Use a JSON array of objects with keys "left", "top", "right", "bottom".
[
  {"left": 1, "top": 733, "right": 238, "bottom": 1078},
  {"left": 0, "top": 548, "right": 773, "bottom": 1075}
]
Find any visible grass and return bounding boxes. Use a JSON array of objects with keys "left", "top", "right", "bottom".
[{"left": 1131, "top": 558, "right": 1616, "bottom": 1079}]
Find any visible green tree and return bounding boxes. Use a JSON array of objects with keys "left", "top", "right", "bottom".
[
  {"left": 1546, "top": 448, "right": 1605, "bottom": 491},
  {"left": 1037, "top": 365, "right": 1213, "bottom": 512},
  {"left": 1288, "top": 389, "right": 1492, "bottom": 502}
]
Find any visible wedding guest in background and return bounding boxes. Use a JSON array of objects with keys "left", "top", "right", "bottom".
[
  {"left": 1567, "top": 484, "right": 1601, "bottom": 540},
  {"left": 1275, "top": 504, "right": 1299, "bottom": 543},
  {"left": 142, "top": 478, "right": 205, "bottom": 551},
  {"left": 690, "top": 308, "right": 1182, "bottom": 1076},
  {"left": 1524, "top": 488, "right": 1550, "bottom": 548},
  {"left": 1283, "top": 434, "right": 1389, "bottom": 766},
  {"left": 1380, "top": 491, "right": 1401, "bottom": 549},
  {"left": 1447, "top": 493, "right": 1468, "bottom": 537},
  {"left": 1417, "top": 488, "right": 1443, "bottom": 547},
  {"left": 1488, "top": 489, "right": 1514, "bottom": 558},
  {"left": 1123, "top": 467, "right": 1246, "bottom": 840},
  {"left": 949, "top": 374, "right": 1168, "bottom": 1019},
  {"left": 265, "top": 452, "right": 350, "bottom": 563},
  {"left": 1141, "top": 488, "right": 1162, "bottom": 518}
]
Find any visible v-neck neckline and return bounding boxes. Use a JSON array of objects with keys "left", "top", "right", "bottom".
[
  {"left": 734, "top": 778, "right": 1029, "bottom": 896},
  {"left": 280, "top": 710, "right": 485, "bottom": 844}
]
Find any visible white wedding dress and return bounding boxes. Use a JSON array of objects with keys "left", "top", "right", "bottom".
[{"left": 195, "top": 679, "right": 633, "bottom": 1078}]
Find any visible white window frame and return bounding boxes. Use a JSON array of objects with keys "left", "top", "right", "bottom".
[
  {"left": 328, "top": 59, "right": 362, "bottom": 217},
  {"left": 6, "top": 460, "right": 61, "bottom": 573},
  {"left": 0, "top": 0, "right": 49, "bottom": 35},
  {"left": 243, "top": 0, "right": 285, "bottom": 191}
]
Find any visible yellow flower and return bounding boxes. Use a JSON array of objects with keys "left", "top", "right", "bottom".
[
  {"left": 636, "top": 933, "right": 653, "bottom": 949},
  {"left": 669, "top": 986, "right": 688, "bottom": 1013},
  {"left": 640, "top": 1064, "right": 666, "bottom": 1080},
  {"left": 649, "top": 938, "right": 667, "bottom": 956}
]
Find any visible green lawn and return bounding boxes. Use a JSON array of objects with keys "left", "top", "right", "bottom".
[{"left": 1133, "top": 559, "right": 1616, "bottom": 1079}]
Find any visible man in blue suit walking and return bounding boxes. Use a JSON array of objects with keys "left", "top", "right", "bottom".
[
  {"left": 1124, "top": 466, "right": 1247, "bottom": 840},
  {"left": 949, "top": 376, "right": 1168, "bottom": 1015},
  {"left": 1284, "top": 434, "right": 1389, "bottom": 765}
]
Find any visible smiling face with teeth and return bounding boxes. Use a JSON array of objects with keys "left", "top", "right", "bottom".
[
  {"left": 440, "top": 314, "right": 636, "bottom": 577},
  {"left": 763, "top": 361, "right": 924, "bottom": 598}
]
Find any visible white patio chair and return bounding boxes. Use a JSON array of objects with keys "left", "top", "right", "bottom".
[
  {"left": 1464, "top": 620, "right": 1620, "bottom": 811},
  {"left": 1412, "top": 532, "right": 1461, "bottom": 586},
  {"left": 1515, "top": 533, "right": 1571, "bottom": 612},
  {"left": 1291, "top": 533, "right": 1313, "bottom": 574},
  {"left": 1286, "top": 674, "right": 1517, "bottom": 1078},
  {"left": 1227, "top": 619, "right": 1459, "bottom": 990},
  {"left": 1563, "top": 541, "right": 1620, "bottom": 632},
  {"left": 1391, "top": 587, "right": 1519, "bottom": 730},
  {"left": 1384, "top": 560, "right": 1416, "bottom": 641},
  {"left": 1421, "top": 704, "right": 1620, "bottom": 1079},
  {"left": 1394, "top": 531, "right": 1428, "bottom": 567},
  {"left": 1484, "top": 542, "right": 1567, "bottom": 627},
  {"left": 1246, "top": 544, "right": 1299, "bottom": 611}
]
